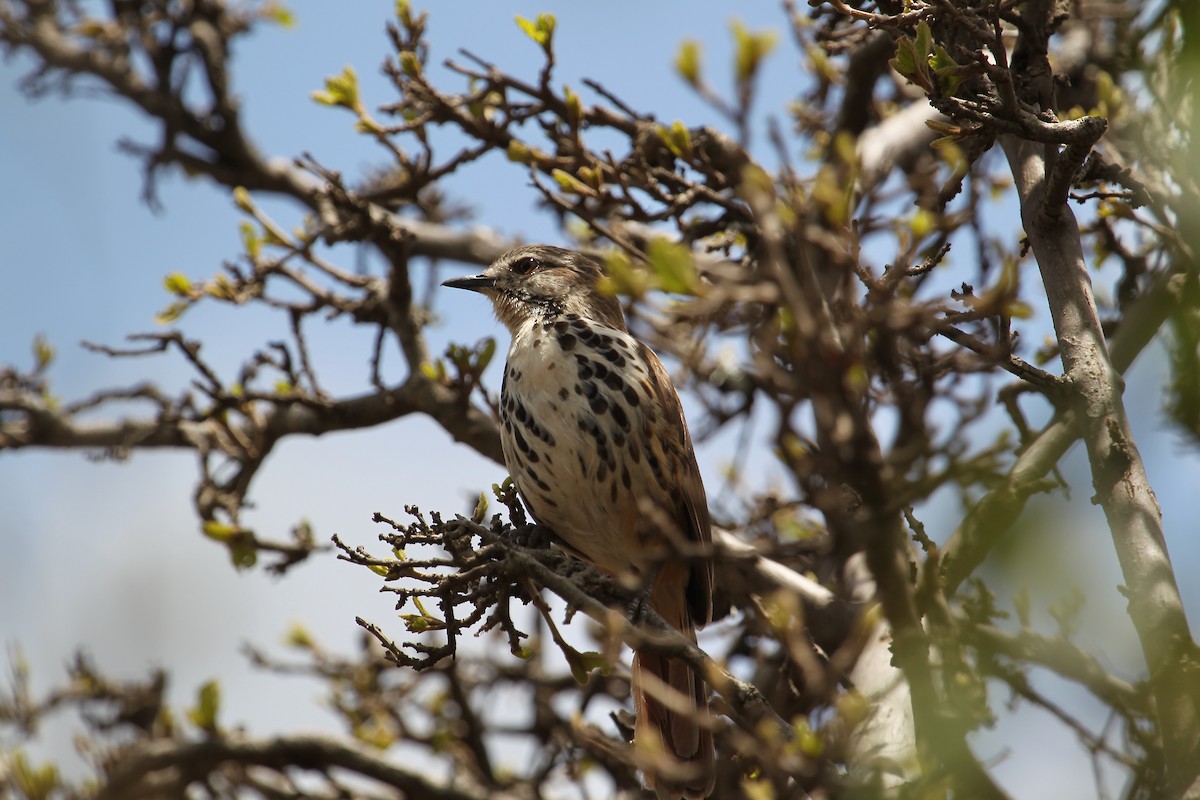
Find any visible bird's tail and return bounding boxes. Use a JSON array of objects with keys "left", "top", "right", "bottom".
[{"left": 633, "top": 568, "right": 715, "bottom": 800}]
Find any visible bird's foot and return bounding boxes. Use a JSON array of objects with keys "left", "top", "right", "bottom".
[
  {"left": 625, "top": 584, "right": 655, "bottom": 624},
  {"left": 510, "top": 522, "right": 553, "bottom": 550}
]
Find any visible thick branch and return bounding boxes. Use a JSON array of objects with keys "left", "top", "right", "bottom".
[
  {"left": 1003, "top": 134, "right": 1199, "bottom": 792},
  {"left": 95, "top": 734, "right": 497, "bottom": 800},
  {"left": 940, "top": 267, "right": 1181, "bottom": 592},
  {"left": 464, "top": 521, "right": 793, "bottom": 741},
  {"left": 1, "top": 375, "right": 504, "bottom": 465},
  {"left": 969, "top": 623, "right": 1142, "bottom": 713}
]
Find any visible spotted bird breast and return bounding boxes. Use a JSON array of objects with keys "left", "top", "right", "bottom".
[{"left": 499, "top": 313, "right": 692, "bottom": 581}]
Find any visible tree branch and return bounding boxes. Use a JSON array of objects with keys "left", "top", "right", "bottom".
[
  {"left": 939, "top": 266, "right": 1182, "bottom": 593},
  {"left": 1003, "top": 133, "right": 1200, "bottom": 792},
  {"left": 96, "top": 734, "right": 497, "bottom": 800}
]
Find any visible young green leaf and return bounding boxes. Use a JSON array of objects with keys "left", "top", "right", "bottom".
[
  {"left": 550, "top": 168, "right": 591, "bottom": 195},
  {"left": 657, "top": 120, "right": 692, "bottom": 159},
  {"left": 187, "top": 680, "right": 221, "bottom": 733},
  {"left": 566, "top": 649, "right": 611, "bottom": 684},
  {"left": 506, "top": 140, "right": 535, "bottom": 164},
  {"left": 9, "top": 750, "right": 60, "bottom": 800},
  {"left": 154, "top": 302, "right": 189, "bottom": 325},
  {"left": 476, "top": 337, "right": 496, "bottom": 371},
  {"left": 914, "top": 20, "right": 932, "bottom": 62},
  {"left": 731, "top": 20, "right": 777, "bottom": 83},
  {"left": 598, "top": 251, "right": 650, "bottom": 300},
  {"left": 163, "top": 273, "right": 192, "bottom": 296},
  {"left": 646, "top": 238, "right": 698, "bottom": 294},
  {"left": 260, "top": 1, "right": 296, "bottom": 28},
  {"left": 32, "top": 335, "right": 55, "bottom": 371},
  {"left": 931, "top": 44, "right": 963, "bottom": 96},
  {"left": 239, "top": 221, "right": 261, "bottom": 259},
  {"left": 229, "top": 538, "right": 257, "bottom": 569},
  {"left": 285, "top": 622, "right": 314, "bottom": 649},
  {"left": 202, "top": 521, "right": 241, "bottom": 543},
  {"left": 515, "top": 13, "right": 555, "bottom": 47},
  {"left": 515, "top": 15, "right": 542, "bottom": 43},
  {"left": 311, "top": 65, "right": 362, "bottom": 112},
  {"left": 675, "top": 39, "right": 702, "bottom": 86},
  {"left": 232, "top": 185, "right": 253, "bottom": 212},
  {"left": 399, "top": 51, "right": 421, "bottom": 78},
  {"left": 563, "top": 84, "right": 582, "bottom": 128}
]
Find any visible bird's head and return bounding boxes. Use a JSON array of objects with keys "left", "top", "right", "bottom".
[{"left": 442, "top": 245, "right": 626, "bottom": 333}]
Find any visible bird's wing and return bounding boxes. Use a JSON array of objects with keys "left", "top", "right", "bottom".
[{"left": 640, "top": 341, "right": 714, "bottom": 626}]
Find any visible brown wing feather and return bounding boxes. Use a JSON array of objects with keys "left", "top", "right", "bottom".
[
  {"left": 638, "top": 341, "right": 713, "bottom": 626},
  {"left": 634, "top": 578, "right": 716, "bottom": 799}
]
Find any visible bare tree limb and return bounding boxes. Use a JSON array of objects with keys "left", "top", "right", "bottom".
[
  {"left": 96, "top": 734, "right": 498, "bottom": 800},
  {"left": 1003, "top": 133, "right": 1200, "bottom": 792}
]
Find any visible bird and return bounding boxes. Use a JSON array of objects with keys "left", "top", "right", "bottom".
[{"left": 443, "top": 245, "right": 716, "bottom": 799}]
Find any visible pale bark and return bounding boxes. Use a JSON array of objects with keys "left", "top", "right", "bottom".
[{"left": 1003, "top": 135, "right": 1200, "bottom": 794}]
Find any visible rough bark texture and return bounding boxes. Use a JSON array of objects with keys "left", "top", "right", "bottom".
[{"left": 1004, "top": 135, "right": 1200, "bottom": 793}]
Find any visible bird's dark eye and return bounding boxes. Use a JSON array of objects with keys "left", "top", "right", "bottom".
[{"left": 511, "top": 256, "right": 540, "bottom": 275}]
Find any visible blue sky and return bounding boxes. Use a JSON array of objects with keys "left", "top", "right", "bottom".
[{"left": 2, "top": 2, "right": 1198, "bottom": 796}]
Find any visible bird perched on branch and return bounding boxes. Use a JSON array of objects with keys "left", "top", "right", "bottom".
[{"left": 443, "top": 245, "right": 715, "bottom": 799}]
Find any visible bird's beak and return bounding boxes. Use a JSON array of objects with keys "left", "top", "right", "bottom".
[{"left": 441, "top": 274, "right": 496, "bottom": 292}]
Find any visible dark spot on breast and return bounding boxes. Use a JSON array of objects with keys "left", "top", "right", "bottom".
[
  {"left": 559, "top": 387, "right": 569, "bottom": 400},
  {"left": 592, "top": 362, "right": 609, "bottom": 380},
  {"left": 554, "top": 320, "right": 570, "bottom": 334},
  {"left": 514, "top": 402, "right": 528, "bottom": 423},
  {"left": 611, "top": 402, "right": 629, "bottom": 430},
  {"left": 622, "top": 466, "right": 632, "bottom": 490},
  {"left": 531, "top": 421, "right": 555, "bottom": 446},
  {"left": 597, "top": 462, "right": 608, "bottom": 482},
  {"left": 602, "top": 348, "right": 625, "bottom": 367},
  {"left": 582, "top": 381, "right": 599, "bottom": 399},
  {"left": 624, "top": 385, "right": 640, "bottom": 407},
  {"left": 589, "top": 394, "right": 608, "bottom": 415},
  {"left": 533, "top": 339, "right": 542, "bottom": 349},
  {"left": 647, "top": 450, "right": 663, "bottom": 479},
  {"left": 526, "top": 470, "right": 551, "bottom": 491},
  {"left": 539, "top": 494, "right": 558, "bottom": 508},
  {"left": 558, "top": 333, "right": 577, "bottom": 350},
  {"left": 578, "top": 414, "right": 607, "bottom": 445}
]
